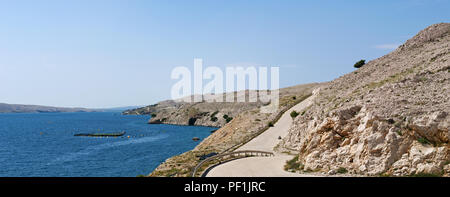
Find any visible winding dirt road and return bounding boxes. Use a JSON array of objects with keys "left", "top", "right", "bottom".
[{"left": 206, "top": 89, "right": 320, "bottom": 177}]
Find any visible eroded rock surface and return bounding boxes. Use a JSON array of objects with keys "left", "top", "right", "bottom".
[{"left": 280, "top": 23, "right": 450, "bottom": 176}]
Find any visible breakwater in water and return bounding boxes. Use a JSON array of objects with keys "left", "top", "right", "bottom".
[
  {"left": 0, "top": 112, "right": 216, "bottom": 177},
  {"left": 74, "top": 131, "right": 126, "bottom": 137}
]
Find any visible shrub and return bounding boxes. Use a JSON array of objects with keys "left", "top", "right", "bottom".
[
  {"left": 210, "top": 111, "right": 219, "bottom": 118},
  {"left": 410, "top": 172, "right": 441, "bottom": 177},
  {"left": 290, "top": 111, "right": 299, "bottom": 119},
  {"left": 379, "top": 173, "right": 391, "bottom": 177},
  {"left": 417, "top": 137, "right": 431, "bottom": 145},
  {"left": 151, "top": 113, "right": 157, "bottom": 118},
  {"left": 284, "top": 155, "right": 303, "bottom": 171},
  {"left": 354, "top": 59, "right": 366, "bottom": 68},
  {"left": 210, "top": 117, "right": 218, "bottom": 122},
  {"left": 337, "top": 167, "right": 348, "bottom": 174},
  {"left": 268, "top": 121, "right": 274, "bottom": 127},
  {"left": 223, "top": 114, "right": 233, "bottom": 123},
  {"left": 387, "top": 118, "right": 395, "bottom": 124}
]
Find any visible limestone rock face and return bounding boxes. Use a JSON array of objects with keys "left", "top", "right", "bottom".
[
  {"left": 280, "top": 23, "right": 450, "bottom": 176},
  {"left": 124, "top": 84, "right": 320, "bottom": 127}
]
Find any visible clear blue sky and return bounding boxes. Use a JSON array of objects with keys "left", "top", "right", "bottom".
[{"left": 0, "top": 0, "right": 449, "bottom": 108}]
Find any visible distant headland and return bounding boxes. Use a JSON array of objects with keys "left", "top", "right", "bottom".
[{"left": 0, "top": 103, "right": 97, "bottom": 113}]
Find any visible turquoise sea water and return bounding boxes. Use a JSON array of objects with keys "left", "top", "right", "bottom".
[{"left": 0, "top": 112, "right": 215, "bottom": 177}]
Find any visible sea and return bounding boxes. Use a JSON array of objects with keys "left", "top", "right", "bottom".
[{"left": 0, "top": 112, "right": 215, "bottom": 177}]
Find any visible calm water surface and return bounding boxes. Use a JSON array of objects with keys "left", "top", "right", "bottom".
[{"left": 0, "top": 112, "right": 215, "bottom": 177}]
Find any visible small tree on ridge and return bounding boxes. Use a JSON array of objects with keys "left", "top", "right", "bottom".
[{"left": 354, "top": 59, "right": 366, "bottom": 68}]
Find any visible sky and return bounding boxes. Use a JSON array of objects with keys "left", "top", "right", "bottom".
[{"left": 0, "top": 0, "right": 449, "bottom": 108}]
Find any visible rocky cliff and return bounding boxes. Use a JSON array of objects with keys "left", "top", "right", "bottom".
[
  {"left": 124, "top": 84, "right": 320, "bottom": 128},
  {"left": 280, "top": 23, "right": 450, "bottom": 176}
]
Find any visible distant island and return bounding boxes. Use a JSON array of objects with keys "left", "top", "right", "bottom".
[{"left": 0, "top": 103, "right": 97, "bottom": 113}]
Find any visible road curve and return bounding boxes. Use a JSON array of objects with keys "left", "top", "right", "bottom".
[{"left": 206, "top": 89, "right": 320, "bottom": 177}]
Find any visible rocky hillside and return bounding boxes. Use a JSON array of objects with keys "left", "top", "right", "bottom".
[
  {"left": 0, "top": 103, "right": 96, "bottom": 113},
  {"left": 148, "top": 83, "right": 321, "bottom": 176},
  {"left": 124, "top": 84, "right": 320, "bottom": 128},
  {"left": 124, "top": 96, "right": 260, "bottom": 127},
  {"left": 280, "top": 23, "right": 450, "bottom": 176}
]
